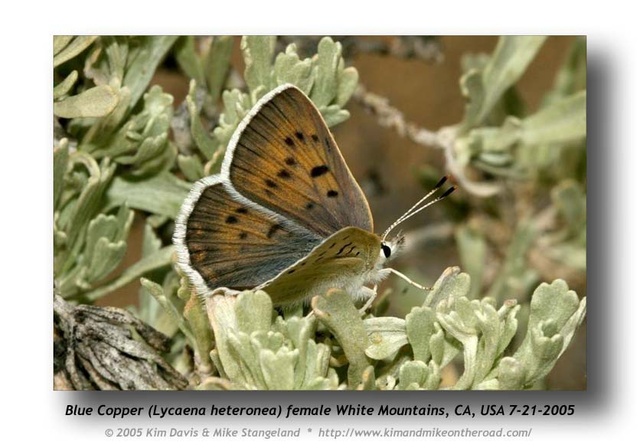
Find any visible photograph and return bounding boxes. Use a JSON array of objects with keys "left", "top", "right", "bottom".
[{"left": 53, "top": 35, "right": 586, "bottom": 392}]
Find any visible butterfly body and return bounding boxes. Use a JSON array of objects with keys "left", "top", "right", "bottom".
[
  {"left": 174, "top": 84, "right": 435, "bottom": 306},
  {"left": 260, "top": 226, "right": 389, "bottom": 305}
]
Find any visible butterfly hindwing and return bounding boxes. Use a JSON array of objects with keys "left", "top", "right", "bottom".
[
  {"left": 225, "top": 85, "right": 374, "bottom": 238},
  {"left": 260, "top": 227, "right": 381, "bottom": 306},
  {"left": 174, "top": 175, "right": 322, "bottom": 296}
]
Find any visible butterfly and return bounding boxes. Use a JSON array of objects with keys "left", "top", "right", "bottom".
[{"left": 173, "top": 84, "right": 454, "bottom": 307}]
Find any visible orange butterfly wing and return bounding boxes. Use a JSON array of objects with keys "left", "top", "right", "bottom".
[
  {"left": 175, "top": 84, "right": 376, "bottom": 299},
  {"left": 224, "top": 85, "right": 374, "bottom": 238},
  {"left": 174, "top": 177, "right": 321, "bottom": 296}
]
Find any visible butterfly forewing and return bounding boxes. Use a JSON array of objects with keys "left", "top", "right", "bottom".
[
  {"left": 260, "top": 227, "right": 381, "bottom": 305},
  {"left": 175, "top": 177, "right": 322, "bottom": 295},
  {"left": 227, "top": 86, "right": 373, "bottom": 238}
]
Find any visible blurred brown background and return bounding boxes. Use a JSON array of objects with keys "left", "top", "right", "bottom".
[{"left": 99, "top": 36, "right": 585, "bottom": 390}]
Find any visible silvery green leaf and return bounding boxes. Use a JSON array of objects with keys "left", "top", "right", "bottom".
[
  {"left": 64, "top": 156, "right": 116, "bottom": 256},
  {"left": 424, "top": 267, "right": 470, "bottom": 308},
  {"left": 512, "top": 280, "right": 586, "bottom": 386},
  {"left": 530, "top": 280, "right": 581, "bottom": 333},
  {"left": 542, "top": 37, "right": 586, "bottom": 104},
  {"left": 521, "top": 91, "right": 586, "bottom": 145},
  {"left": 183, "top": 293, "right": 215, "bottom": 372},
  {"left": 425, "top": 360, "right": 442, "bottom": 390},
  {"left": 85, "top": 237, "right": 127, "bottom": 285},
  {"left": 186, "top": 80, "right": 218, "bottom": 160},
  {"left": 83, "top": 246, "right": 174, "bottom": 301},
  {"left": 141, "top": 277, "right": 194, "bottom": 345},
  {"left": 497, "top": 300, "right": 520, "bottom": 356},
  {"left": 406, "top": 306, "right": 437, "bottom": 363},
  {"left": 398, "top": 360, "right": 429, "bottom": 390},
  {"left": 461, "top": 36, "right": 547, "bottom": 129},
  {"left": 115, "top": 134, "right": 164, "bottom": 165},
  {"left": 54, "top": 85, "right": 119, "bottom": 119},
  {"left": 106, "top": 171, "right": 191, "bottom": 218},
  {"left": 235, "top": 291, "right": 273, "bottom": 335},
  {"left": 312, "top": 289, "right": 370, "bottom": 388},
  {"left": 471, "top": 302, "right": 502, "bottom": 385},
  {"left": 80, "top": 85, "right": 175, "bottom": 175},
  {"left": 496, "top": 357, "right": 526, "bottom": 390},
  {"left": 260, "top": 348, "right": 298, "bottom": 390},
  {"left": 274, "top": 44, "right": 314, "bottom": 91},
  {"left": 488, "top": 220, "right": 538, "bottom": 300},
  {"left": 53, "top": 70, "right": 78, "bottom": 101},
  {"left": 76, "top": 87, "right": 132, "bottom": 142},
  {"left": 311, "top": 37, "right": 343, "bottom": 107},
  {"left": 53, "top": 35, "right": 74, "bottom": 56},
  {"left": 476, "top": 379, "right": 501, "bottom": 390},
  {"left": 242, "top": 35, "right": 276, "bottom": 93},
  {"left": 336, "top": 67, "right": 359, "bottom": 108},
  {"left": 320, "top": 105, "right": 351, "bottom": 128},
  {"left": 551, "top": 180, "right": 587, "bottom": 240},
  {"left": 303, "top": 341, "right": 335, "bottom": 389},
  {"left": 437, "top": 296, "right": 482, "bottom": 390},
  {"left": 364, "top": 316, "right": 407, "bottom": 360},
  {"left": 53, "top": 35, "right": 97, "bottom": 67},
  {"left": 213, "top": 89, "right": 252, "bottom": 150},
  {"left": 227, "top": 331, "right": 261, "bottom": 387},
  {"left": 54, "top": 219, "right": 67, "bottom": 253},
  {"left": 137, "top": 224, "right": 173, "bottom": 329},
  {"left": 174, "top": 36, "right": 206, "bottom": 86},
  {"left": 275, "top": 315, "right": 314, "bottom": 349},
  {"left": 177, "top": 154, "right": 205, "bottom": 182},
  {"left": 122, "top": 36, "right": 178, "bottom": 112},
  {"left": 53, "top": 140, "right": 69, "bottom": 211},
  {"left": 428, "top": 324, "right": 446, "bottom": 365},
  {"left": 455, "top": 225, "right": 487, "bottom": 300},
  {"left": 83, "top": 206, "right": 133, "bottom": 284},
  {"left": 204, "top": 36, "right": 233, "bottom": 100},
  {"left": 253, "top": 331, "right": 288, "bottom": 359}
]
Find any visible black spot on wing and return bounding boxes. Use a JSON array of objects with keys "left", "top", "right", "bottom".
[
  {"left": 310, "top": 165, "right": 329, "bottom": 177},
  {"left": 267, "top": 224, "right": 283, "bottom": 238},
  {"left": 327, "top": 190, "right": 339, "bottom": 198},
  {"left": 285, "top": 136, "right": 295, "bottom": 146},
  {"left": 285, "top": 157, "right": 296, "bottom": 166},
  {"left": 226, "top": 215, "right": 238, "bottom": 224},
  {"left": 337, "top": 242, "right": 353, "bottom": 256}
]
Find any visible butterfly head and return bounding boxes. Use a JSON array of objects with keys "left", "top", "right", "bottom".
[
  {"left": 375, "top": 177, "right": 456, "bottom": 273},
  {"left": 380, "top": 233, "right": 405, "bottom": 263}
]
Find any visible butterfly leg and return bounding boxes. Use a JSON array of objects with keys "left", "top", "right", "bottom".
[
  {"left": 380, "top": 268, "right": 430, "bottom": 291},
  {"left": 359, "top": 285, "right": 378, "bottom": 313}
]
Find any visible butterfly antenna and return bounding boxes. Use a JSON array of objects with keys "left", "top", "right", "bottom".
[{"left": 381, "top": 176, "right": 455, "bottom": 241}]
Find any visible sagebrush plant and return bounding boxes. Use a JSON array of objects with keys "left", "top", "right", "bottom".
[{"left": 53, "top": 35, "right": 586, "bottom": 390}]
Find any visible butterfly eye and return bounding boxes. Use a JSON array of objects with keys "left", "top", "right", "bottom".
[{"left": 381, "top": 243, "right": 392, "bottom": 258}]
